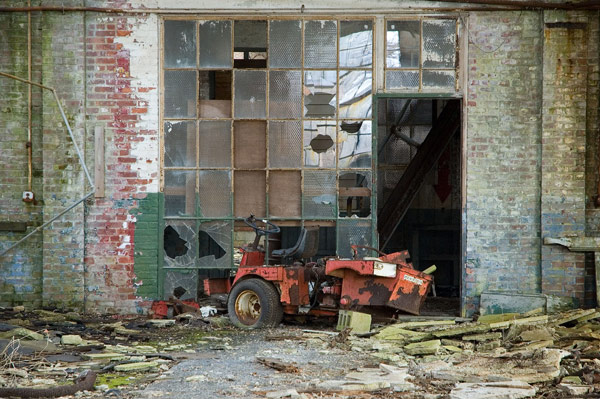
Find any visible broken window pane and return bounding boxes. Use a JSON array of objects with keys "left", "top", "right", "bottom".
[
  {"left": 386, "top": 70, "right": 419, "bottom": 90},
  {"left": 234, "top": 121, "right": 266, "bottom": 169},
  {"left": 269, "top": 70, "right": 302, "bottom": 119},
  {"left": 199, "top": 20, "right": 232, "bottom": 68},
  {"left": 199, "top": 71, "right": 232, "bottom": 118},
  {"left": 269, "top": 171, "right": 301, "bottom": 218},
  {"left": 423, "top": 70, "right": 455, "bottom": 89},
  {"left": 164, "top": 20, "right": 196, "bottom": 68},
  {"left": 164, "top": 121, "right": 196, "bottom": 167},
  {"left": 234, "top": 70, "right": 266, "bottom": 119},
  {"left": 339, "top": 70, "right": 372, "bottom": 119},
  {"left": 164, "top": 70, "right": 196, "bottom": 118},
  {"left": 304, "top": 71, "right": 337, "bottom": 119},
  {"left": 269, "top": 121, "right": 302, "bottom": 168},
  {"left": 269, "top": 20, "right": 301, "bottom": 68},
  {"left": 338, "top": 120, "right": 372, "bottom": 169},
  {"left": 386, "top": 20, "right": 420, "bottom": 68},
  {"left": 164, "top": 269, "right": 198, "bottom": 300},
  {"left": 303, "top": 120, "right": 336, "bottom": 168},
  {"left": 164, "top": 170, "right": 196, "bottom": 217},
  {"left": 303, "top": 170, "right": 336, "bottom": 219},
  {"left": 337, "top": 219, "right": 372, "bottom": 258},
  {"left": 198, "top": 220, "right": 232, "bottom": 268},
  {"left": 199, "top": 170, "right": 231, "bottom": 217},
  {"left": 338, "top": 172, "right": 371, "bottom": 218},
  {"left": 234, "top": 20, "right": 267, "bottom": 68},
  {"left": 234, "top": 171, "right": 266, "bottom": 218},
  {"left": 340, "top": 21, "right": 372, "bottom": 68},
  {"left": 422, "top": 20, "right": 456, "bottom": 69},
  {"left": 199, "top": 120, "right": 231, "bottom": 168},
  {"left": 304, "top": 20, "right": 337, "bottom": 68},
  {"left": 164, "top": 220, "right": 197, "bottom": 268}
]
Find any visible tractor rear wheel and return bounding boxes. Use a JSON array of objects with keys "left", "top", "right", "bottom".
[{"left": 227, "top": 279, "right": 283, "bottom": 329}]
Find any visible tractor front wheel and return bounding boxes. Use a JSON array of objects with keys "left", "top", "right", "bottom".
[{"left": 227, "top": 279, "right": 283, "bottom": 328}]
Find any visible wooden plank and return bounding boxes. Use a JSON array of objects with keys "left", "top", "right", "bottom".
[{"left": 94, "top": 126, "right": 105, "bottom": 198}]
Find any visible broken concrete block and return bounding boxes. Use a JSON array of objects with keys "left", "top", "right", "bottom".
[
  {"left": 80, "top": 352, "right": 126, "bottom": 361},
  {"left": 404, "top": 339, "right": 441, "bottom": 355},
  {"left": 61, "top": 334, "right": 83, "bottom": 345},
  {"left": 432, "top": 324, "right": 490, "bottom": 338},
  {"left": 561, "top": 376, "right": 582, "bottom": 384},
  {"left": 114, "top": 360, "right": 158, "bottom": 372},
  {"left": 266, "top": 389, "right": 301, "bottom": 398},
  {"left": 441, "top": 339, "right": 475, "bottom": 350},
  {"left": 394, "top": 320, "right": 455, "bottom": 329},
  {"left": 146, "top": 319, "right": 175, "bottom": 328},
  {"left": 133, "top": 345, "right": 158, "bottom": 354},
  {"left": 114, "top": 327, "right": 143, "bottom": 336},
  {"left": 478, "top": 313, "right": 521, "bottom": 325},
  {"left": 512, "top": 340, "right": 553, "bottom": 351},
  {"left": 462, "top": 332, "right": 502, "bottom": 342},
  {"left": 450, "top": 380, "right": 536, "bottom": 399},
  {"left": 558, "top": 383, "right": 591, "bottom": 396},
  {"left": 476, "top": 340, "right": 501, "bottom": 352},
  {"left": 518, "top": 327, "right": 554, "bottom": 342},
  {"left": 316, "top": 380, "right": 391, "bottom": 391},
  {"left": 6, "top": 368, "right": 28, "bottom": 378},
  {"left": 443, "top": 345, "right": 463, "bottom": 353},
  {"left": 336, "top": 310, "right": 371, "bottom": 334},
  {"left": 489, "top": 315, "right": 548, "bottom": 329},
  {"left": 0, "top": 328, "right": 44, "bottom": 341},
  {"left": 552, "top": 309, "right": 597, "bottom": 326}
]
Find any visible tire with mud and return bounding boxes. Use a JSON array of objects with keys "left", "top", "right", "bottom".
[{"left": 227, "top": 279, "right": 283, "bottom": 329}]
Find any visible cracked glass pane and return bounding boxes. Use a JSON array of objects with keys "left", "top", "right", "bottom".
[
  {"left": 269, "top": 20, "right": 301, "bottom": 68},
  {"left": 340, "top": 21, "right": 372, "bottom": 68},
  {"left": 164, "top": 20, "right": 196, "bottom": 68},
  {"left": 303, "top": 170, "right": 336, "bottom": 219},
  {"left": 164, "top": 170, "right": 196, "bottom": 217},
  {"left": 386, "top": 20, "right": 420, "bottom": 68},
  {"left": 198, "top": 220, "right": 232, "bottom": 268},
  {"left": 304, "top": 20, "right": 337, "bottom": 68},
  {"left": 303, "top": 120, "right": 336, "bottom": 168},
  {"left": 422, "top": 20, "right": 456, "bottom": 69},
  {"left": 338, "top": 172, "right": 371, "bottom": 218},
  {"left": 337, "top": 219, "right": 372, "bottom": 258},
  {"left": 164, "top": 70, "right": 196, "bottom": 118},
  {"left": 234, "top": 70, "right": 266, "bottom": 119},
  {"left": 164, "top": 269, "right": 198, "bottom": 301},
  {"left": 304, "top": 71, "right": 337, "bottom": 119},
  {"left": 339, "top": 70, "right": 372, "bottom": 119},
  {"left": 164, "top": 121, "right": 196, "bottom": 167},
  {"left": 164, "top": 220, "right": 197, "bottom": 268},
  {"left": 269, "top": 70, "right": 302, "bottom": 119},
  {"left": 199, "top": 20, "right": 232, "bottom": 68},
  {"left": 338, "top": 120, "right": 372, "bottom": 169}
]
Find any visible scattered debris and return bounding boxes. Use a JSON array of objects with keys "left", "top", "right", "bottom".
[
  {"left": 0, "top": 370, "right": 97, "bottom": 398},
  {"left": 256, "top": 357, "right": 300, "bottom": 373}
]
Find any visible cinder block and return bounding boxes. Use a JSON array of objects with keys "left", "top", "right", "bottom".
[{"left": 336, "top": 310, "right": 371, "bottom": 334}]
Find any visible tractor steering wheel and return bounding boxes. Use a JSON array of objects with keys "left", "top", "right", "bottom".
[{"left": 244, "top": 215, "right": 280, "bottom": 236}]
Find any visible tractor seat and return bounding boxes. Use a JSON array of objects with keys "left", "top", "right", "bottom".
[{"left": 271, "top": 227, "right": 319, "bottom": 261}]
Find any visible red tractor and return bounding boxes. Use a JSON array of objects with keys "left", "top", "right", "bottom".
[{"left": 204, "top": 216, "right": 435, "bottom": 328}]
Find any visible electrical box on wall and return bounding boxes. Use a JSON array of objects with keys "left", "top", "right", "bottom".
[{"left": 22, "top": 191, "right": 34, "bottom": 203}]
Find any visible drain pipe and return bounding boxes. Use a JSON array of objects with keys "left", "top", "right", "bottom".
[
  {"left": 27, "top": 0, "right": 32, "bottom": 194},
  {"left": 0, "top": 71, "right": 95, "bottom": 257}
]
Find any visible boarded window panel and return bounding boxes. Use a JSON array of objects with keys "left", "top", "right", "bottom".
[
  {"left": 269, "top": 20, "right": 301, "bottom": 68},
  {"left": 199, "top": 20, "right": 232, "bottom": 68},
  {"left": 337, "top": 219, "right": 372, "bottom": 258},
  {"left": 199, "top": 120, "right": 231, "bottom": 168},
  {"left": 234, "top": 121, "right": 266, "bottom": 169},
  {"left": 339, "top": 70, "right": 372, "bottom": 119},
  {"left": 386, "top": 20, "right": 420, "bottom": 68},
  {"left": 198, "top": 71, "right": 232, "bottom": 118},
  {"left": 340, "top": 21, "right": 373, "bottom": 68},
  {"left": 164, "top": 70, "right": 197, "bottom": 118},
  {"left": 338, "top": 120, "right": 372, "bottom": 169},
  {"left": 269, "top": 70, "right": 302, "bottom": 119},
  {"left": 304, "top": 20, "right": 337, "bottom": 68},
  {"left": 164, "top": 20, "right": 196, "bottom": 68},
  {"left": 303, "top": 170, "right": 336, "bottom": 219},
  {"left": 198, "top": 220, "right": 232, "bottom": 268},
  {"left": 199, "top": 170, "right": 231, "bottom": 217},
  {"left": 269, "top": 121, "right": 301, "bottom": 168},
  {"left": 164, "top": 121, "right": 196, "bottom": 167},
  {"left": 269, "top": 171, "right": 301, "bottom": 218},
  {"left": 234, "top": 171, "right": 266, "bottom": 218},
  {"left": 422, "top": 20, "right": 456, "bottom": 69},
  {"left": 234, "top": 70, "right": 266, "bottom": 119},
  {"left": 164, "top": 170, "right": 196, "bottom": 217}
]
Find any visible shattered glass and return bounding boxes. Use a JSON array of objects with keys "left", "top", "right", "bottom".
[
  {"left": 304, "top": 71, "right": 337, "bottom": 119},
  {"left": 163, "top": 269, "right": 198, "bottom": 301},
  {"left": 339, "top": 70, "right": 372, "bottom": 119},
  {"left": 269, "top": 20, "right": 302, "bottom": 68},
  {"left": 269, "top": 121, "right": 302, "bottom": 168},
  {"left": 164, "top": 20, "right": 196, "bottom": 68},
  {"left": 234, "top": 70, "right": 266, "bottom": 119},
  {"left": 337, "top": 219, "right": 372, "bottom": 259},
  {"left": 199, "top": 170, "right": 231, "bottom": 218},
  {"left": 422, "top": 20, "right": 456, "bottom": 69},
  {"left": 269, "top": 70, "right": 302, "bottom": 119},
  {"left": 164, "top": 121, "right": 196, "bottom": 167},
  {"left": 386, "top": 70, "right": 419, "bottom": 90},
  {"left": 199, "top": 20, "right": 232, "bottom": 68},
  {"left": 164, "top": 70, "right": 196, "bottom": 118},
  {"left": 303, "top": 170, "right": 336, "bottom": 219},
  {"left": 338, "top": 172, "right": 372, "bottom": 218},
  {"left": 304, "top": 20, "right": 337, "bottom": 68},
  {"left": 163, "top": 220, "right": 197, "bottom": 268},
  {"left": 340, "top": 21, "right": 373, "bottom": 68},
  {"left": 303, "top": 120, "right": 336, "bottom": 168},
  {"left": 338, "top": 120, "right": 372, "bottom": 169},
  {"left": 386, "top": 20, "right": 420, "bottom": 68},
  {"left": 164, "top": 170, "right": 196, "bottom": 217},
  {"left": 198, "top": 220, "right": 232, "bottom": 268}
]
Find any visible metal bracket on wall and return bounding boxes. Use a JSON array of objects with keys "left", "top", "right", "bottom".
[{"left": 0, "top": 71, "right": 95, "bottom": 257}]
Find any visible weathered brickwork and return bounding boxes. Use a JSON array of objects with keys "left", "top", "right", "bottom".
[{"left": 464, "top": 11, "right": 544, "bottom": 315}]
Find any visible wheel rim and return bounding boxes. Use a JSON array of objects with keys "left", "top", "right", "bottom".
[{"left": 235, "top": 289, "right": 261, "bottom": 325}]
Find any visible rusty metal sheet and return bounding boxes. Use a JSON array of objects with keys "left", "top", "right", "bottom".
[
  {"left": 326, "top": 259, "right": 374, "bottom": 277},
  {"left": 203, "top": 278, "right": 231, "bottom": 295},
  {"left": 339, "top": 270, "right": 396, "bottom": 308},
  {"left": 387, "top": 267, "right": 433, "bottom": 315},
  {"left": 233, "top": 266, "right": 284, "bottom": 285},
  {"left": 379, "top": 250, "right": 412, "bottom": 269},
  {"left": 279, "top": 267, "right": 310, "bottom": 306}
]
